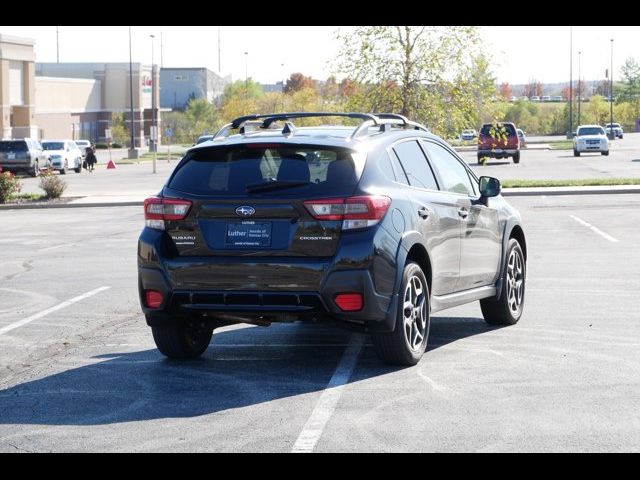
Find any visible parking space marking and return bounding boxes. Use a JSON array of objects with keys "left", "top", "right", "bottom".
[
  {"left": 291, "top": 334, "right": 365, "bottom": 453},
  {"left": 569, "top": 215, "right": 619, "bottom": 243},
  {"left": 0, "top": 286, "right": 111, "bottom": 337},
  {"left": 37, "top": 243, "right": 78, "bottom": 252}
]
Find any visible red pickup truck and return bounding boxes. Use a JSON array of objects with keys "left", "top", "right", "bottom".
[{"left": 477, "top": 122, "right": 520, "bottom": 164}]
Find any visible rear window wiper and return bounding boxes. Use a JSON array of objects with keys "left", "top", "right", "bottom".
[{"left": 246, "top": 180, "right": 310, "bottom": 193}]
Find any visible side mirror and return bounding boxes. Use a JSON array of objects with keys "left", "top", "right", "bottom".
[{"left": 479, "top": 176, "right": 501, "bottom": 198}]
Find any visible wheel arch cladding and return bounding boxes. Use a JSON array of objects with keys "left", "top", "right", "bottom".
[
  {"left": 508, "top": 224, "right": 527, "bottom": 261},
  {"left": 405, "top": 243, "right": 432, "bottom": 296}
]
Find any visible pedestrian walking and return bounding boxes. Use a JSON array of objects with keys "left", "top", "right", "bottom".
[{"left": 85, "top": 147, "right": 97, "bottom": 172}]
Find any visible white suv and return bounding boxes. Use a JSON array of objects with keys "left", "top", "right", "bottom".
[
  {"left": 42, "top": 139, "right": 84, "bottom": 174},
  {"left": 605, "top": 123, "right": 623, "bottom": 139},
  {"left": 573, "top": 125, "right": 609, "bottom": 157}
]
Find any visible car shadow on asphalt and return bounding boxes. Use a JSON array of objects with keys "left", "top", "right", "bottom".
[
  {"left": 477, "top": 161, "right": 512, "bottom": 166},
  {"left": 0, "top": 317, "right": 501, "bottom": 426}
]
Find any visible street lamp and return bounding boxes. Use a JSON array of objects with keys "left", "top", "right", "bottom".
[
  {"left": 244, "top": 51, "right": 248, "bottom": 109},
  {"left": 577, "top": 51, "right": 581, "bottom": 125},
  {"left": 609, "top": 38, "right": 614, "bottom": 139},
  {"left": 128, "top": 26, "right": 138, "bottom": 159},
  {"left": 150, "top": 34, "right": 157, "bottom": 172}
]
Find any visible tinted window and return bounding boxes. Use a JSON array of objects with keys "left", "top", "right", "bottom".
[
  {"left": 378, "top": 152, "right": 396, "bottom": 181},
  {"left": 0, "top": 141, "right": 28, "bottom": 152},
  {"left": 169, "top": 145, "right": 360, "bottom": 197},
  {"left": 388, "top": 150, "right": 409, "bottom": 185},
  {"left": 393, "top": 140, "right": 438, "bottom": 190},
  {"left": 577, "top": 127, "right": 604, "bottom": 136},
  {"left": 481, "top": 123, "right": 516, "bottom": 136},
  {"left": 421, "top": 141, "right": 475, "bottom": 196},
  {"left": 42, "top": 142, "right": 65, "bottom": 150}
]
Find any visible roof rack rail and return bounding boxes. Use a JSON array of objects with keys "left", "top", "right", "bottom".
[{"left": 212, "top": 112, "right": 429, "bottom": 140}]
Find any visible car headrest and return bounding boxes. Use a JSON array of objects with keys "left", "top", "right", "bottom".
[
  {"left": 277, "top": 154, "right": 310, "bottom": 183},
  {"left": 326, "top": 158, "right": 355, "bottom": 185}
]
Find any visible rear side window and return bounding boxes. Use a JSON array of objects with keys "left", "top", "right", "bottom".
[
  {"left": 169, "top": 144, "right": 360, "bottom": 196},
  {"left": 0, "top": 141, "right": 28, "bottom": 152},
  {"left": 392, "top": 140, "right": 438, "bottom": 190},
  {"left": 421, "top": 141, "right": 475, "bottom": 196},
  {"left": 481, "top": 123, "right": 516, "bottom": 136}
]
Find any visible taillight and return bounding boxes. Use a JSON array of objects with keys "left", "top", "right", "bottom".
[
  {"left": 334, "top": 293, "right": 363, "bottom": 311},
  {"left": 145, "top": 290, "right": 164, "bottom": 308},
  {"left": 144, "top": 197, "right": 192, "bottom": 230},
  {"left": 304, "top": 195, "right": 391, "bottom": 230}
]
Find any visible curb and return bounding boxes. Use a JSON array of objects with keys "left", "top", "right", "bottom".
[
  {"left": 503, "top": 186, "right": 640, "bottom": 196},
  {"left": 0, "top": 201, "right": 143, "bottom": 210},
  {"left": 2, "top": 185, "right": 640, "bottom": 210}
]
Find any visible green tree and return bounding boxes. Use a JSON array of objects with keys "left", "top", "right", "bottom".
[
  {"left": 109, "top": 113, "right": 129, "bottom": 145},
  {"left": 334, "top": 25, "right": 481, "bottom": 135},
  {"left": 182, "top": 98, "right": 216, "bottom": 140},
  {"left": 221, "top": 79, "right": 264, "bottom": 103}
]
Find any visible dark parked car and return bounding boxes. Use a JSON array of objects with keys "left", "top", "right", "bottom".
[
  {"left": 138, "top": 112, "right": 527, "bottom": 365},
  {"left": 478, "top": 122, "right": 520, "bottom": 164},
  {"left": 0, "top": 138, "right": 48, "bottom": 176}
]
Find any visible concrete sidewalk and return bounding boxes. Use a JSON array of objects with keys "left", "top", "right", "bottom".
[{"left": 2, "top": 184, "right": 639, "bottom": 210}]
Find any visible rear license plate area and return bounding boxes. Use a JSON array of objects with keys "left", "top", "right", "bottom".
[{"left": 225, "top": 221, "right": 272, "bottom": 247}]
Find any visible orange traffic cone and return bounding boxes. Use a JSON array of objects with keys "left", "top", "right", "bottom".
[{"left": 106, "top": 160, "right": 116, "bottom": 169}]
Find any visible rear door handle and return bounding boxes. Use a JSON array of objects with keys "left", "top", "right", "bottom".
[
  {"left": 458, "top": 207, "right": 469, "bottom": 219},
  {"left": 418, "top": 207, "right": 430, "bottom": 219}
]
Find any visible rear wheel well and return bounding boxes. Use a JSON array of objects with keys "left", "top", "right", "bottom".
[
  {"left": 509, "top": 225, "right": 527, "bottom": 261},
  {"left": 406, "top": 244, "right": 432, "bottom": 296}
]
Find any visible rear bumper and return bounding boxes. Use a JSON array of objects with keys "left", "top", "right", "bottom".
[
  {"left": 139, "top": 266, "right": 396, "bottom": 329},
  {"left": 478, "top": 149, "right": 518, "bottom": 158}
]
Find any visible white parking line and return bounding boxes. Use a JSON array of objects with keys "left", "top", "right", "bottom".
[
  {"left": 291, "top": 334, "right": 365, "bottom": 453},
  {"left": 569, "top": 215, "right": 619, "bottom": 243},
  {"left": 37, "top": 243, "right": 78, "bottom": 252},
  {"left": 0, "top": 286, "right": 111, "bottom": 337}
]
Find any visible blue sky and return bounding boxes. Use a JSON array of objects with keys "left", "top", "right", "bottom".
[{"left": 0, "top": 26, "right": 636, "bottom": 85}]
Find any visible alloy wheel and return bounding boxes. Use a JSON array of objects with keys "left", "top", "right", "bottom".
[
  {"left": 403, "top": 275, "right": 427, "bottom": 351},
  {"left": 506, "top": 248, "right": 525, "bottom": 316}
]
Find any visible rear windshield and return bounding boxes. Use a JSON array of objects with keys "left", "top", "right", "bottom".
[
  {"left": 42, "top": 142, "right": 65, "bottom": 150},
  {"left": 0, "top": 141, "right": 27, "bottom": 152},
  {"left": 480, "top": 123, "right": 516, "bottom": 136},
  {"left": 169, "top": 144, "right": 360, "bottom": 196},
  {"left": 578, "top": 127, "right": 604, "bottom": 136}
]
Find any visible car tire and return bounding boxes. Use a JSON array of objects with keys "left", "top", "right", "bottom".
[
  {"left": 30, "top": 161, "right": 39, "bottom": 178},
  {"left": 602, "top": 151, "right": 609, "bottom": 156},
  {"left": 620, "top": 134, "right": 623, "bottom": 139},
  {"left": 151, "top": 322, "right": 213, "bottom": 359},
  {"left": 371, "top": 262, "right": 430, "bottom": 366},
  {"left": 513, "top": 151, "right": 520, "bottom": 164},
  {"left": 480, "top": 238, "right": 525, "bottom": 326},
  {"left": 75, "top": 161, "right": 82, "bottom": 174},
  {"left": 573, "top": 149, "right": 580, "bottom": 157}
]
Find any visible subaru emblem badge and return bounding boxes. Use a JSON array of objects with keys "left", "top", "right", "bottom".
[{"left": 235, "top": 206, "right": 256, "bottom": 217}]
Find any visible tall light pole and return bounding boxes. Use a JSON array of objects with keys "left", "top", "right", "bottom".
[
  {"left": 56, "top": 26, "right": 60, "bottom": 62},
  {"left": 244, "top": 51, "right": 248, "bottom": 109},
  {"left": 150, "top": 34, "right": 157, "bottom": 173},
  {"left": 568, "top": 26, "right": 573, "bottom": 137},
  {"left": 128, "top": 26, "right": 137, "bottom": 159},
  {"left": 609, "top": 38, "right": 614, "bottom": 139},
  {"left": 577, "top": 51, "right": 581, "bottom": 125}
]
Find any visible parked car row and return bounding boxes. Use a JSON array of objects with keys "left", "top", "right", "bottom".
[{"left": 0, "top": 138, "right": 91, "bottom": 176}]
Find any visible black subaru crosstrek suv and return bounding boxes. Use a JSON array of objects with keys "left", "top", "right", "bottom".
[{"left": 138, "top": 113, "right": 527, "bottom": 366}]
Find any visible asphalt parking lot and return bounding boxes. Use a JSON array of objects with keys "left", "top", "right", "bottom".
[{"left": 1, "top": 192, "right": 639, "bottom": 452}]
